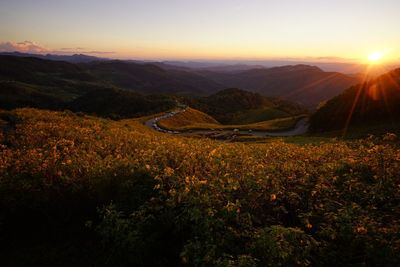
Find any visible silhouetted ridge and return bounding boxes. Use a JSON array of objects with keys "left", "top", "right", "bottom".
[{"left": 310, "top": 68, "right": 400, "bottom": 132}]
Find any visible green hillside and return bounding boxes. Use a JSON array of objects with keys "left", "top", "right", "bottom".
[
  {"left": 0, "top": 56, "right": 307, "bottom": 123},
  {"left": 68, "top": 88, "right": 176, "bottom": 119},
  {"left": 0, "top": 56, "right": 179, "bottom": 118},
  {"left": 187, "top": 88, "right": 306, "bottom": 124}
]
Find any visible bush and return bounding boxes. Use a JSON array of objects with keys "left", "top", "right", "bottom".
[{"left": 1, "top": 108, "right": 400, "bottom": 266}]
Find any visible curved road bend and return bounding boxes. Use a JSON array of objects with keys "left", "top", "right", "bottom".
[{"left": 145, "top": 109, "right": 309, "bottom": 137}]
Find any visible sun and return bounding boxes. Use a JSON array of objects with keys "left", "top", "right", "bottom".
[{"left": 368, "top": 51, "right": 384, "bottom": 63}]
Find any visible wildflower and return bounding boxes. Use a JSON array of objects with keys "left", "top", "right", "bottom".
[
  {"left": 164, "top": 166, "right": 175, "bottom": 176},
  {"left": 383, "top": 133, "right": 397, "bottom": 141},
  {"left": 209, "top": 149, "right": 217, "bottom": 157},
  {"left": 356, "top": 226, "right": 367, "bottom": 234}
]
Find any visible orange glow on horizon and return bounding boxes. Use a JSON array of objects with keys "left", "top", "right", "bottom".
[{"left": 368, "top": 51, "right": 384, "bottom": 63}]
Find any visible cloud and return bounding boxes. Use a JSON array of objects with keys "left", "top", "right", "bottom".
[
  {"left": 52, "top": 50, "right": 115, "bottom": 55},
  {"left": 314, "top": 56, "right": 357, "bottom": 62},
  {"left": 0, "top": 40, "right": 49, "bottom": 53},
  {"left": 84, "top": 51, "right": 115, "bottom": 55},
  {"left": 0, "top": 40, "right": 116, "bottom": 56},
  {"left": 278, "top": 56, "right": 358, "bottom": 63},
  {"left": 60, "top": 47, "right": 86, "bottom": 51}
]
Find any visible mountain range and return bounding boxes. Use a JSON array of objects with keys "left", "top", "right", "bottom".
[
  {"left": 0, "top": 54, "right": 363, "bottom": 114},
  {"left": 0, "top": 51, "right": 107, "bottom": 63},
  {"left": 197, "top": 65, "right": 360, "bottom": 107}
]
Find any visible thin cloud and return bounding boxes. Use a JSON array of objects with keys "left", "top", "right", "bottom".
[
  {"left": 0, "top": 40, "right": 49, "bottom": 53},
  {"left": 277, "top": 56, "right": 359, "bottom": 63},
  {"left": 84, "top": 51, "right": 115, "bottom": 55},
  {"left": 314, "top": 56, "right": 358, "bottom": 62},
  {"left": 51, "top": 50, "right": 115, "bottom": 55},
  {"left": 0, "top": 40, "right": 115, "bottom": 55},
  {"left": 60, "top": 47, "right": 86, "bottom": 51}
]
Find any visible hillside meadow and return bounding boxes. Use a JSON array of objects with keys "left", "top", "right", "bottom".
[
  {"left": 0, "top": 108, "right": 400, "bottom": 266},
  {"left": 158, "top": 108, "right": 304, "bottom": 132}
]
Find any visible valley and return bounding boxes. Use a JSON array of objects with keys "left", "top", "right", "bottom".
[{"left": 145, "top": 108, "right": 309, "bottom": 138}]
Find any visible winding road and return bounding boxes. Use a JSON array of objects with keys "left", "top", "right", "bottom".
[{"left": 145, "top": 109, "right": 309, "bottom": 137}]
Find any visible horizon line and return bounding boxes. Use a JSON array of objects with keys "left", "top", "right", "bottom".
[{"left": 2, "top": 50, "right": 400, "bottom": 67}]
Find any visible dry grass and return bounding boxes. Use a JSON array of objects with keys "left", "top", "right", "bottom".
[
  {"left": 160, "top": 112, "right": 306, "bottom": 132},
  {"left": 157, "top": 107, "right": 219, "bottom": 128}
]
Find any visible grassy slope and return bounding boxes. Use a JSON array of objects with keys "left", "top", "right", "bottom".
[
  {"left": 187, "top": 88, "right": 306, "bottom": 124},
  {"left": 158, "top": 107, "right": 306, "bottom": 131},
  {"left": 1, "top": 108, "right": 399, "bottom": 266},
  {"left": 169, "top": 116, "right": 304, "bottom": 131},
  {"left": 157, "top": 107, "right": 219, "bottom": 129},
  {"left": 228, "top": 106, "right": 291, "bottom": 124}
]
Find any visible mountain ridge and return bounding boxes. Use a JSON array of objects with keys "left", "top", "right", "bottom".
[
  {"left": 199, "top": 64, "right": 359, "bottom": 107},
  {"left": 309, "top": 68, "right": 400, "bottom": 133}
]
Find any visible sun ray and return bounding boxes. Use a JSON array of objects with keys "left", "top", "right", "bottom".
[{"left": 341, "top": 63, "right": 375, "bottom": 137}]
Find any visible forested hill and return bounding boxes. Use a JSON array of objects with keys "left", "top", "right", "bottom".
[
  {"left": 310, "top": 68, "right": 400, "bottom": 132},
  {"left": 187, "top": 88, "right": 306, "bottom": 124}
]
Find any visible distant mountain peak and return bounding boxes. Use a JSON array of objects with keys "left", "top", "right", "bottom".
[
  {"left": 0, "top": 51, "right": 107, "bottom": 63},
  {"left": 273, "top": 64, "right": 323, "bottom": 72}
]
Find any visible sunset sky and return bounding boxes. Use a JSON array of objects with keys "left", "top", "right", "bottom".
[{"left": 0, "top": 0, "right": 399, "bottom": 62}]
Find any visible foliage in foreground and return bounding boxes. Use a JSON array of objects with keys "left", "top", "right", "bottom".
[{"left": 0, "top": 108, "right": 400, "bottom": 266}]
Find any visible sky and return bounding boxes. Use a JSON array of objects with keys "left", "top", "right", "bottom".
[{"left": 0, "top": 0, "right": 399, "bottom": 62}]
